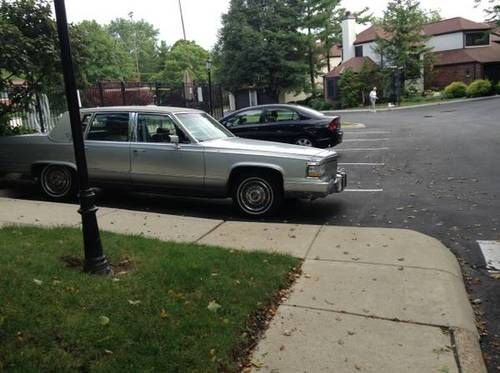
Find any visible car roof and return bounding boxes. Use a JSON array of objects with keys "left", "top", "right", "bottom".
[
  {"left": 222, "top": 104, "right": 325, "bottom": 119},
  {"left": 80, "top": 105, "right": 203, "bottom": 115}
]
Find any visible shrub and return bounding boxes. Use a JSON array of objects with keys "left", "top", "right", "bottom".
[
  {"left": 466, "top": 79, "right": 493, "bottom": 98},
  {"left": 495, "top": 81, "right": 500, "bottom": 95},
  {"left": 443, "top": 81, "right": 467, "bottom": 98},
  {"left": 307, "top": 97, "right": 334, "bottom": 111}
]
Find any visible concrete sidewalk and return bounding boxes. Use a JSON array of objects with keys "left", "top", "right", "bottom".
[{"left": 0, "top": 197, "right": 486, "bottom": 372}]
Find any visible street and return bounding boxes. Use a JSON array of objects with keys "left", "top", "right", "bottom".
[{"left": 1, "top": 97, "right": 499, "bottom": 368}]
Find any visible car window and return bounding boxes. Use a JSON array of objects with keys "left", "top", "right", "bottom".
[
  {"left": 86, "top": 113, "right": 130, "bottom": 142},
  {"left": 264, "top": 108, "right": 299, "bottom": 122},
  {"left": 226, "top": 109, "right": 263, "bottom": 127},
  {"left": 137, "top": 114, "right": 190, "bottom": 143}
]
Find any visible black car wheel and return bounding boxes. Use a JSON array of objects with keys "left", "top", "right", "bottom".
[
  {"left": 232, "top": 172, "right": 283, "bottom": 216},
  {"left": 40, "top": 164, "right": 75, "bottom": 200},
  {"left": 294, "top": 137, "right": 314, "bottom": 147}
]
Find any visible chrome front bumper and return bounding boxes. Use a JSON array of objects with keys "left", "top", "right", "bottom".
[{"left": 284, "top": 169, "right": 347, "bottom": 198}]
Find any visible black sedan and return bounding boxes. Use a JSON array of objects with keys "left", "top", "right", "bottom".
[{"left": 219, "top": 104, "right": 342, "bottom": 148}]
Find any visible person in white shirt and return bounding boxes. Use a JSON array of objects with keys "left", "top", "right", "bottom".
[{"left": 369, "top": 87, "right": 378, "bottom": 112}]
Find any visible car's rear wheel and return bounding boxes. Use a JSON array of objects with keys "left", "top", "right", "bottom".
[
  {"left": 294, "top": 136, "right": 314, "bottom": 147},
  {"left": 40, "top": 165, "right": 75, "bottom": 200},
  {"left": 232, "top": 172, "right": 283, "bottom": 217}
]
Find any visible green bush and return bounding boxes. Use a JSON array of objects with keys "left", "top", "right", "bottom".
[
  {"left": 307, "top": 97, "right": 334, "bottom": 111},
  {"left": 443, "top": 81, "right": 467, "bottom": 98},
  {"left": 466, "top": 79, "right": 493, "bottom": 97},
  {"left": 495, "top": 81, "right": 500, "bottom": 94}
]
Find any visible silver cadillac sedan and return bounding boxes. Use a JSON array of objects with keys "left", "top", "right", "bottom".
[{"left": 0, "top": 106, "right": 346, "bottom": 217}]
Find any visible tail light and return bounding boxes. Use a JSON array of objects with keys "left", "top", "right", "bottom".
[{"left": 328, "top": 117, "right": 340, "bottom": 132}]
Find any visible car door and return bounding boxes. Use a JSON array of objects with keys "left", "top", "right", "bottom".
[
  {"left": 130, "top": 112, "right": 205, "bottom": 191},
  {"left": 260, "top": 107, "right": 301, "bottom": 143},
  {"left": 84, "top": 112, "right": 131, "bottom": 184},
  {"left": 223, "top": 108, "right": 265, "bottom": 140}
]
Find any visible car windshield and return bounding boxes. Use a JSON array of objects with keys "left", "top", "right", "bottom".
[{"left": 175, "top": 112, "right": 234, "bottom": 142}]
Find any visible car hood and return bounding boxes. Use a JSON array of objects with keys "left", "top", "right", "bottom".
[{"left": 202, "top": 137, "right": 337, "bottom": 161}]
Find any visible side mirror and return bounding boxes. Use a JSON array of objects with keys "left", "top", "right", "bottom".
[{"left": 169, "top": 135, "right": 179, "bottom": 147}]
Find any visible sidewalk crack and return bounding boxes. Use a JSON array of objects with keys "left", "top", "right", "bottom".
[
  {"left": 194, "top": 220, "right": 226, "bottom": 243},
  {"left": 303, "top": 225, "right": 323, "bottom": 259}
]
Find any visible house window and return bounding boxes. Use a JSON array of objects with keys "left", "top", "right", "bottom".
[
  {"left": 355, "top": 45, "right": 363, "bottom": 57},
  {"left": 465, "top": 31, "right": 489, "bottom": 47}
]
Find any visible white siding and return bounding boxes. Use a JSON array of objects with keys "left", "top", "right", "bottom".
[
  {"left": 426, "top": 32, "right": 463, "bottom": 52},
  {"left": 361, "top": 42, "right": 380, "bottom": 63}
]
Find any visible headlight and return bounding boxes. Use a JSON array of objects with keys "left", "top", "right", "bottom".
[{"left": 307, "top": 163, "right": 325, "bottom": 178}]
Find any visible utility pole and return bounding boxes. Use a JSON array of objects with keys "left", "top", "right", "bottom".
[
  {"left": 178, "top": 0, "right": 187, "bottom": 40},
  {"left": 53, "top": 0, "right": 111, "bottom": 275}
]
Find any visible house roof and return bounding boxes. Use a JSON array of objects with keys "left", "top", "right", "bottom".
[
  {"left": 325, "top": 57, "right": 378, "bottom": 78},
  {"left": 329, "top": 44, "right": 342, "bottom": 58},
  {"left": 354, "top": 17, "right": 491, "bottom": 45},
  {"left": 433, "top": 42, "right": 500, "bottom": 66}
]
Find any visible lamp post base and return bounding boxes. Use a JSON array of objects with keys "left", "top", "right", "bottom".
[
  {"left": 84, "top": 255, "right": 112, "bottom": 275},
  {"left": 78, "top": 188, "right": 112, "bottom": 275}
]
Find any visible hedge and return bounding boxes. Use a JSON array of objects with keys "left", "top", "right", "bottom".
[
  {"left": 443, "top": 81, "right": 467, "bottom": 98},
  {"left": 466, "top": 79, "right": 493, "bottom": 98}
]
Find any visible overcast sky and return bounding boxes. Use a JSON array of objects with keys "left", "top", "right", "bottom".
[{"left": 63, "top": 0, "right": 491, "bottom": 50}]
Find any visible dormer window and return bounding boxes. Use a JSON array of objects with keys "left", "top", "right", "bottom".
[
  {"left": 355, "top": 45, "right": 363, "bottom": 57},
  {"left": 465, "top": 31, "right": 490, "bottom": 47}
]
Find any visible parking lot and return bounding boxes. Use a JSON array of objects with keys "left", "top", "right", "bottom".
[{"left": 1, "top": 97, "right": 499, "bottom": 367}]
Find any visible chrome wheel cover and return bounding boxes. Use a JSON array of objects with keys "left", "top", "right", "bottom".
[
  {"left": 41, "top": 166, "right": 72, "bottom": 198},
  {"left": 295, "top": 137, "right": 313, "bottom": 147},
  {"left": 237, "top": 177, "right": 274, "bottom": 215}
]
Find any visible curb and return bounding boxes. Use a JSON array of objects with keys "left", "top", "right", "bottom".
[
  {"left": 322, "top": 95, "right": 500, "bottom": 114},
  {"left": 453, "top": 328, "right": 488, "bottom": 373}
]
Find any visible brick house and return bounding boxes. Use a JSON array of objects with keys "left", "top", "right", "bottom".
[{"left": 325, "top": 14, "right": 500, "bottom": 100}]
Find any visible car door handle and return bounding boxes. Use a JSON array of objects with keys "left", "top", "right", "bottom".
[{"left": 133, "top": 149, "right": 146, "bottom": 153}]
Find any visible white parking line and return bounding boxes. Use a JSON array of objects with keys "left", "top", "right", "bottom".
[
  {"left": 338, "top": 147, "right": 389, "bottom": 151},
  {"left": 339, "top": 162, "right": 385, "bottom": 166},
  {"left": 477, "top": 240, "right": 500, "bottom": 271},
  {"left": 344, "top": 189, "right": 384, "bottom": 192},
  {"left": 343, "top": 138, "right": 389, "bottom": 142},
  {"left": 343, "top": 131, "right": 391, "bottom": 135}
]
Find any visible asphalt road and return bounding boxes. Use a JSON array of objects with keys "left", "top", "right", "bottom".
[{"left": 1, "top": 97, "right": 499, "bottom": 370}]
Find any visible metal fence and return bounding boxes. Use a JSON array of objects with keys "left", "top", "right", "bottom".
[
  {"left": 80, "top": 81, "right": 225, "bottom": 119},
  {"left": 2, "top": 81, "right": 226, "bottom": 134}
]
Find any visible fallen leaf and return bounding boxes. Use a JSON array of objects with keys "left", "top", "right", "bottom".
[
  {"left": 99, "top": 316, "right": 110, "bottom": 326},
  {"left": 104, "top": 349, "right": 113, "bottom": 355},
  {"left": 207, "top": 300, "right": 221, "bottom": 312},
  {"left": 33, "top": 279, "right": 43, "bottom": 286},
  {"left": 127, "top": 299, "right": 141, "bottom": 305},
  {"left": 160, "top": 309, "right": 169, "bottom": 319}
]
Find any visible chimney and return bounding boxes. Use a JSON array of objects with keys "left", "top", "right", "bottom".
[{"left": 341, "top": 11, "right": 356, "bottom": 61}]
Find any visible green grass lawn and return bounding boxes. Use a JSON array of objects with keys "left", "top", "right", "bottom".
[{"left": 0, "top": 226, "right": 300, "bottom": 372}]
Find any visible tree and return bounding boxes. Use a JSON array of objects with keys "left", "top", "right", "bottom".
[
  {"left": 338, "top": 68, "right": 361, "bottom": 108},
  {"left": 475, "top": 0, "right": 500, "bottom": 25},
  {"left": 107, "top": 17, "right": 161, "bottom": 82},
  {"left": 154, "top": 40, "right": 209, "bottom": 85},
  {"left": 214, "top": 0, "right": 309, "bottom": 98},
  {"left": 71, "top": 20, "right": 135, "bottom": 85},
  {"left": 373, "top": 0, "right": 432, "bottom": 88},
  {"left": 0, "top": 0, "right": 60, "bottom": 132},
  {"left": 300, "top": 1, "right": 371, "bottom": 95}
]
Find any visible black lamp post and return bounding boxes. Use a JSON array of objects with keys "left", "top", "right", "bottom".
[
  {"left": 206, "top": 57, "right": 213, "bottom": 116},
  {"left": 53, "top": 0, "right": 111, "bottom": 275}
]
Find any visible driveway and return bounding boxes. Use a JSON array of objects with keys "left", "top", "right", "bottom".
[{"left": 1, "top": 97, "right": 499, "bottom": 370}]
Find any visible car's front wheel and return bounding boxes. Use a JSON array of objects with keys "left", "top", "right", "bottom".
[
  {"left": 232, "top": 172, "right": 283, "bottom": 217},
  {"left": 40, "top": 164, "right": 76, "bottom": 200}
]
